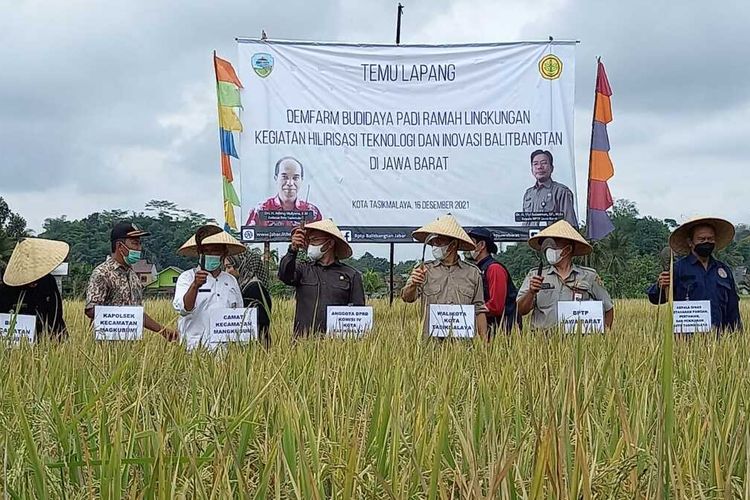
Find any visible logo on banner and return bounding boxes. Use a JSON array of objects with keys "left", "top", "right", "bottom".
[
  {"left": 251, "top": 53, "right": 274, "bottom": 78},
  {"left": 539, "top": 54, "right": 563, "bottom": 80},
  {"left": 242, "top": 228, "right": 256, "bottom": 241}
]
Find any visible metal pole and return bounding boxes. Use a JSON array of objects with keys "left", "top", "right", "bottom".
[
  {"left": 396, "top": 3, "right": 403, "bottom": 45},
  {"left": 392, "top": 4, "right": 402, "bottom": 305},
  {"left": 389, "top": 242, "right": 395, "bottom": 304}
]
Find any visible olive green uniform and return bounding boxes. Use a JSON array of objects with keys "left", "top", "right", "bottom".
[{"left": 518, "top": 264, "right": 613, "bottom": 329}]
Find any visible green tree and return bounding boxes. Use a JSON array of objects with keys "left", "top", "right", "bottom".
[
  {"left": 0, "top": 197, "right": 30, "bottom": 269},
  {"left": 362, "top": 269, "right": 385, "bottom": 297}
]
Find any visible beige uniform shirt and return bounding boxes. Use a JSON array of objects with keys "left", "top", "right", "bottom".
[
  {"left": 404, "top": 259, "right": 485, "bottom": 337},
  {"left": 518, "top": 264, "right": 613, "bottom": 329},
  {"left": 522, "top": 179, "right": 577, "bottom": 226}
]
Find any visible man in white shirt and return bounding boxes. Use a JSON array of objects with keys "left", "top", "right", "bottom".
[{"left": 173, "top": 228, "right": 245, "bottom": 349}]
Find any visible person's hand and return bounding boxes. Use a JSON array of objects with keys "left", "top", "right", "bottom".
[
  {"left": 193, "top": 269, "right": 209, "bottom": 288},
  {"left": 161, "top": 328, "right": 179, "bottom": 342},
  {"left": 291, "top": 228, "right": 307, "bottom": 252},
  {"left": 409, "top": 265, "right": 427, "bottom": 286},
  {"left": 528, "top": 275, "right": 544, "bottom": 295},
  {"left": 658, "top": 271, "right": 671, "bottom": 289}
]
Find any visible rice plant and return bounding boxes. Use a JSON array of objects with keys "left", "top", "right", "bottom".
[{"left": 0, "top": 298, "right": 747, "bottom": 498}]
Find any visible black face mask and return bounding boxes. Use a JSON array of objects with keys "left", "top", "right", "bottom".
[{"left": 693, "top": 242, "right": 715, "bottom": 258}]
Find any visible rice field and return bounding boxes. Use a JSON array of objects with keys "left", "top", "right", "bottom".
[{"left": 0, "top": 298, "right": 748, "bottom": 498}]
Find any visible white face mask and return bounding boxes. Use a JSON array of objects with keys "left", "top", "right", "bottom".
[
  {"left": 470, "top": 250, "right": 481, "bottom": 261},
  {"left": 545, "top": 247, "right": 564, "bottom": 265},
  {"left": 432, "top": 245, "right": 449, "bottom": 261},
  {"left": 308, "top": 244, "right": 325, "bottom": 261}
]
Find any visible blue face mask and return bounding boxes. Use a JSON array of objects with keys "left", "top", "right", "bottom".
[
  {"left": 202, "top": 254, "right": 222, "bottom": 272},
  {"left": 120, "top": 244, "right": 141, "bottom": 266}
]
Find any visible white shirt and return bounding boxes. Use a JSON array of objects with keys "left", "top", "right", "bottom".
[{"left": 173, "top": 268, "right": 243, "bottom": 349}]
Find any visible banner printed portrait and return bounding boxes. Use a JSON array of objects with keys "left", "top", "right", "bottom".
[{"left": 236, "top": 40, "right": 577, "bottom": 243}]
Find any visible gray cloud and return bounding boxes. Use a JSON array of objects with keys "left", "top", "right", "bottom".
[{"left": 1, "top": 0, "right": 749, "bottom": 242}]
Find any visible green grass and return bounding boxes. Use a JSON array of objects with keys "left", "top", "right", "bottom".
[{"left": 0, "top": 298, "right": 748, "bottom": 498}]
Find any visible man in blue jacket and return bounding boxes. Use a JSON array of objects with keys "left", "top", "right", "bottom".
[{"left": 648, "top": 216, "right": 742, "bottom": 331}]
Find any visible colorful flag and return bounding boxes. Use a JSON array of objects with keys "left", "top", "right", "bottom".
[
  {"left": 218, "top": 106, "right": 243, "bottom": 131},
  {"left": 219, "top": 129, "right": 238, "bottom": 158},
  {"left": 215, "top": 56, "right": 243, "bottom": 88},
  {"left": 214, "top": 52, "right": 243, "bottom": 231},
  {"left": 586, "top": 60, "right": 615, "bottom": 241},
  {"left": 217, "top": 81, "right": 241, "bottom": 107}
]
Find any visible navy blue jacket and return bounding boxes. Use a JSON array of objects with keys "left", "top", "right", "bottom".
[{"left": 647, "top": 254, "right": 742, "bottom": 331}]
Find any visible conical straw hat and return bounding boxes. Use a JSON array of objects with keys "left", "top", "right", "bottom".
[
  {"left": 201, "top": 231, "right": 246, "bottom": 256},
  {"left": 528, "top": 220, "right": 592, "bottom": 256},
  {"left": 412, "top": 214, "right": 476, "bottom": 251},
  {"left": 178, "top": 225, "right": 244, "bottom": 257},
  {"left": 669, "top": 216, "right": 734, "bottom": 255},
  {"left": 3, "top": 238, "right": 69, "bottom": 287},
  {"left": 304, "top": 219, "right": 353, "bottom": 259}
]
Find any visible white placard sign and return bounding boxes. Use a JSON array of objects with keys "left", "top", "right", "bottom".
[
  {"left": 327, "top": 306, "right": 373, "bottom": 337},
  {"left": 557, "top": 301, "right": 604, "bottom": 333},
  {"left": 208, "top": 308, "right": 258, "bottom": 346},
  {"left": 94, "top": 306, "right": 144, "bottom": 341},
  {"left": 0, "top": 314, "right": 36, "bottom": 343},
  {"left": 673, "top": 301, "right": 711, "bottom": 333},
  {"left": 236, "top": 40, "right": 577, "bottom": 242},
  {"left": 429, "top": 304, "right": 475, "bottom": 338}
]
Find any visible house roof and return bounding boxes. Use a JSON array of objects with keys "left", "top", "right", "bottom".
[
  {"left": 132, "top": 260, "right": 156, "bottom": 274},
  {"left": 158, "top": 266, "right": 183, "bottom": 275},
  {"left": 145, "top": 266, "right": 184, "bottom": 287}
]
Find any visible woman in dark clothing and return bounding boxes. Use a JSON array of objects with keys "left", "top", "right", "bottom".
[
  {"left": 225, "top": 250, "right": 273, "bottom": 348},
  {"left": 0, "top": 238, "right": 69, "bottom": 340}
]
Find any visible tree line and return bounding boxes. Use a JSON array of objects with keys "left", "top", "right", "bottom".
[{"left": 1, "top": 197, "right": 748, "bottom": 299}]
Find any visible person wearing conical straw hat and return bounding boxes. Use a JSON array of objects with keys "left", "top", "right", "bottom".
[
  {"left": 85, "top": 221, "right": 177, "bottom": 341},
  {"left": 278, "top": 219, "right": 365, "bottom": 338},
  {"left": 647, "top": 216, "right": 742, "bottom": 331},
  {"left": 0, "top": 238, "right": 69, "bottom": 340},
  {"left": 517, "top": 220, "right": 614, "bottom": 330},
  {"left": 173, "top": 226, "right": 246, "bottom": 349},
  {"left": 402, "top": 214, "right": 488, "bottom": 339}
]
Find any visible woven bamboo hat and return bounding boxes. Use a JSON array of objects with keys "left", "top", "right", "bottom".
[
  {"left": 669, "top": 216, "right": 735, "bottom": 255},
  {"left": 304, "top": 219, "right": 353, "bottom": 259},
  {"left": 528, "top": 220, "right": 592, "bottom": 256},
  {"left": 3, "top": 238, "right": 69, "bottom": 287},
  {"left": 412, "top": 214, "right": 476, "bottom": 251},
  {"left": 178, "top": 225, "right": 244, "bottom": 257}
]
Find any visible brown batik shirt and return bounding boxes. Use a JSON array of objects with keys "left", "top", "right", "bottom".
[{"left": 85, "top": 257, "right": 144, "bottom": 310}]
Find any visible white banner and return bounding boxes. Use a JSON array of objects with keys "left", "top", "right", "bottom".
[
  {"left": 208, "top": 308, "right": 258, "bottom": 346},
  {"left": 0, "top": 313, "right": 36, "bottom": 343},
  {"left": 327, "top": 306, "right": 373, "bottom": 337},
  {"left": 557, "top": 301, "right": 604, "bottom": 333},
  {"left": 429, "top": 304, "right": 475, "bottom": 338},
  {"left": 94, "top": 306, "right": 144, "bottom": 341},
  {"left": 236, "top": 40, "right": 577, "bottom": 242},
  {"left": 673, "top": 301, "right": 712, "bottom": 333}
]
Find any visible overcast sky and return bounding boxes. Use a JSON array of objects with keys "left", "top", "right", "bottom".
[{"left": 2, "top": 0, "right": 749, "bottom": 259}]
